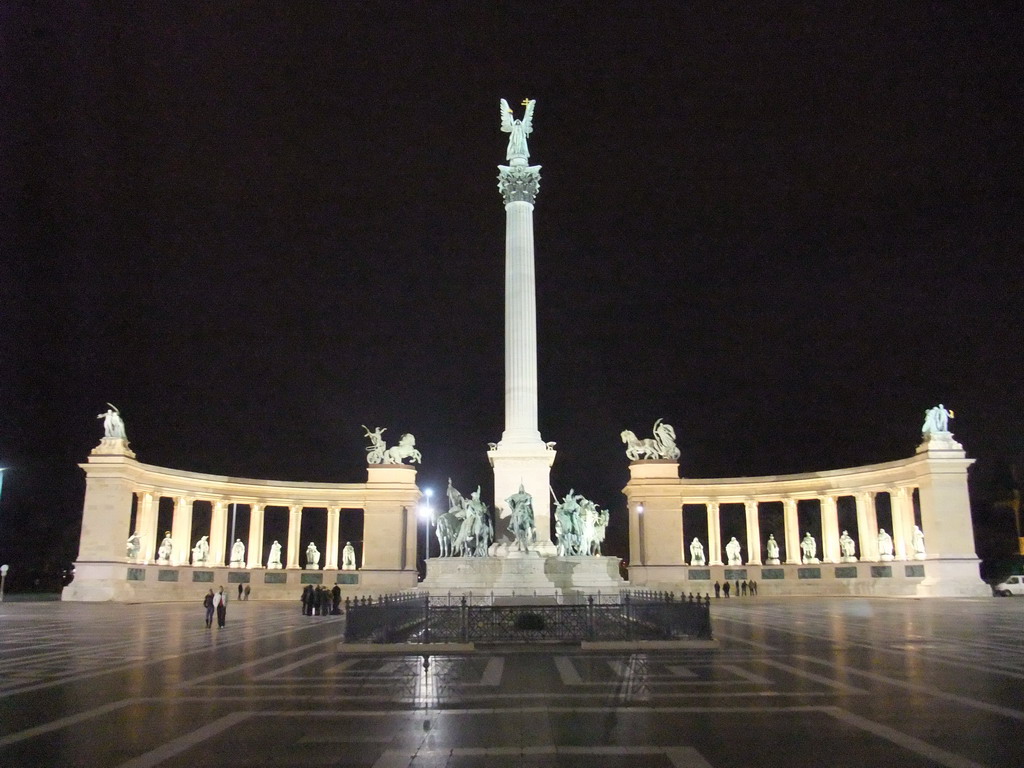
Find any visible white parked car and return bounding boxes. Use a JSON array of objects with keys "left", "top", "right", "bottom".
[{"left": 992, "top": 575, "right": 1024, "bottom": 596}]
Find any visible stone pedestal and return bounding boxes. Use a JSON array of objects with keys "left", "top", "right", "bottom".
[
  {"left": 421, "top": 555, "right": 625, "bottom": 598},
  {"left": 489, "top": 443, "right": 557, "bottom": 555}
]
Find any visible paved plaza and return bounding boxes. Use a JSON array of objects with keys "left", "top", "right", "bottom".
[{"left": 0, "top": 596, "right": 1020, "bottom": 767}]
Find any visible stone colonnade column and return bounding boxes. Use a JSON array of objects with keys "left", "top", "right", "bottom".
[
  {"left": 247, "top": 503, "right": 265, "bottom": 568},
  {"left": 706, "top": 501, "right": 723, "bottom": 566},
  {"left": 893, "top": 486, "right": 917, "bottom": 560},
  {"left": 135, "top": 491, "right": 158, "bottom": 562},
  {"left": 743, "top": 499, "right": 762, "bottom": 565},
  {"left": 820, "top": 495, "right": 841, "bottom": 563},
  {"left": 325, "top": 506, "right": 341, "bottom": 569},
  {"left": 855, "top": 492, "right": 878, "bottom": 561},
  {"left": 209, "top": 500, "right": 228, "bottom": 567},
  {"left": 286, "top": 505, "right": 303, "bottom": 568},
  {"left": 171, "top": 496, "right": 193, "bottom": 566},
  {"left": 782, "top": 498, "right": 801, "bottom": 564},
  {"left": 888, "top": 487, "right": 909, "bottom": 559}
]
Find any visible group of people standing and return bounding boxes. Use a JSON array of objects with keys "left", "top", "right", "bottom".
[
  {"left": 202, "top": 587, "right": 228, "bottom": 628},
  {"left": 301, "top": 584, "right": 341, "bottom": 616},
  {"left": 714, "top": 579, "right": 758, "bottom": 598}
]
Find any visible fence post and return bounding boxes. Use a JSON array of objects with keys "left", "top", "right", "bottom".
[
  {"left": 424, "top": 595, "right": 431, "bottom": 645},
  {"left": 460, "top": 595, "right": 468, "bottom": 644},
  {"left": 624, "top": 593, "right": 633, "bottom": 641}
]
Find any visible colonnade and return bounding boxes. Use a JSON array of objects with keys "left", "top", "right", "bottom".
[
  {"left": 624, "top": 434, "right": 988, "bottom": 596},
  {"left": 130, "top": 494, "right": 358, "bottom": 570},
  {"left": 64, "top": 437, "right": 422, "bottom": 601},
  {"left": 691, "top": 488, "right": 914, "bottom": 566}
]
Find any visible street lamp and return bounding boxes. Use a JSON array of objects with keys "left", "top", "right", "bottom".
[
  {"left": 0, "top": 564, "right": 8, "bottom": 602},
  {"left": 419, "top": 488, "right": 434, "bottom": 581}
]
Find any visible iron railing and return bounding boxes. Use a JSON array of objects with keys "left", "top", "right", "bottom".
[{"left": 342, "top": 590, "right": 712, "bottom": 644}]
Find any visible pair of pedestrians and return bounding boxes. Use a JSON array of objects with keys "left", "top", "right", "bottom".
[{"left": 203, "top": 587, "right": 228, "bottom": 627}]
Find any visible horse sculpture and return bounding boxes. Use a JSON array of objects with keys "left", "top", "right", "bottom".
[
  {"left": 381, "top": 433, "right": 422, "bottom": 464},
  {"left": 620, "top": 418, "right": 681, "bottom": 461}
]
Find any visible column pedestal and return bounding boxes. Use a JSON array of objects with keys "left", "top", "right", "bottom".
[{"left": 489, "top": 443, "right": 557, "bottom": 556}]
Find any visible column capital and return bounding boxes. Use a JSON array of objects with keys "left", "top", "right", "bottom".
[
  {"left": 498, "top": 164, "right": 541, "bottom": 203},
  {"left": 289, "top": 503, "right": 304, "bottom": 514}
]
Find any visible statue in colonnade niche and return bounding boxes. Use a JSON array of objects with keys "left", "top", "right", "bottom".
[
  {"left": 501, "top": 484, "right": 536, "bottom": 554},
  {"left": 725, "top": 536, "right": 743, "bottom": 566},
  {"left": 912, "top": 525, "right": 926, "bottom": 559},
  {"left": 267, "top": 540, "right": 283, "bottom": 569},
  {"left": 97, "top": 403, "right": 127, "bottom": 439},
  {"left": 230, "top": 539, "right": 246, "bottom": 567},
  {"left": 839, "top": 530, "right": 857, "bottom": 562},
  {"left": 800, "top": 532, "right": 819, "bottom": 564},
  {"left": 921, "top": 404, "right": 953, "bottom": 436},
  {"left": 689, "top": 537, "right": 705, "bottom": 566},
  {"left": 620, "top": 418, "right": 681, "bottom": 461},
  {"left": 305, "top": 542, "right": 321, "bottom": 569},
  {"left": 341, "top": 541, "right": 357, "bottom": 570},
  {"left": 157, "top": 531, "right": 173, "bottom": 564},
  {"left": 192, "top": 535, "right": 210, "bottom": 566},
  {"left": 126, "top": 531, "right": 141, "bottom": 560},
  {"left": 877, "top": 529, "right": 894, "bottom": 561},
  {"left": 765, "top": 534, "right": 781, "bottom": 565}
]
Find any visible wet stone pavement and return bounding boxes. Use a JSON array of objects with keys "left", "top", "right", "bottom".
[{"left": 0, "top": 596, "right": 1021, "bottom": 767}]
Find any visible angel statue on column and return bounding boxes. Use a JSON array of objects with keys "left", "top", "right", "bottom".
[{"left": 500, "top": 98, "right": 535, "bottom": 164}]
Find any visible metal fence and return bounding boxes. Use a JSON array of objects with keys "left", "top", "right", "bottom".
[{"left": 342, "top": 590, "right": 712, "bottom": 644}]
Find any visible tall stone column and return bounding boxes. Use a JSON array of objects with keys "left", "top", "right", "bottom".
[
  {"left": 783, "top": 498, "right": 801, "bottom": 564},
  {"left": 135, "top": 491, "right": 157, "bottom": 563},
  {"left": 247, "top": 503, "right": 265, "bottom": 568},
  {"left": 286, "top": 505, "right": 303, "bottom": 569},
  {"left": 489, "top": 151, "right": 557, "bottom": 553},
  {"left": 889, "top": 487, "right": 911, "bottom": 560},
  {"left": 209, "top": 500, "right": 228, "bottom": 567},
  {"left": 820, "top": 495, "right": 841, "bottom": 563},
  {"left": 855, "top": 492, "right": 878, "bottom": 561},
  {"left": 171, "top": 496, "right": 193, "bottom": 566},
  {"left": 743, "top": 499, "right": 762, "bottom": 565},
  {"left": 707, "top": 501, "right": 723, "bottom": 566},
  {"left": 325, "top": 506, "right": 341, "bottom": 569}
]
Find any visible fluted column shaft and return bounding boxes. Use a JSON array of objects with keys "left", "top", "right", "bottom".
[
  {"left": 820, "top": 495, "right": 841, "bottom": 563},
  {"left": 286, "top": 505, "right": 303, "bottom": 568},
  {"left": 707, "top": 502, "right": 723, "bottom": 565},
  {"left": 135, "top": 492, "right": 157, "bottom": 563},
  {"left": 890, "top": 487, "right": 914, "bottom": 560},
  {"left": 744, "top": 499, "right": 762, "bottom": 565},
  {"left": 855, "top": 492, "right": 878, "bottom": 561},
  {"left": 783, "top": 498, "right": 801, "bottom": 564},
  {"left": 171, "top": 496, "right": 193, "bottom": 566},
  {"left": 502, "top": 199, "right": 541, "bottom": 444},
  {"left": 209, "top": 501, "right": 228, "bottom": 567},
  {"left": 325, "top": 506, "right": 341, "bottom": 569},
  {"left": 247, "top": 504, "right": 265, "bottom": 568}
]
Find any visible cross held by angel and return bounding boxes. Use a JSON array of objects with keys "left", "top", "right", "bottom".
[{"left": 500, "top": 98, "right": 535, "bottom": 165}]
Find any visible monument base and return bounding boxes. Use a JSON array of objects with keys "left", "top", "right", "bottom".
[{"left": 421, "top": 555, "right": 626, "bottom": 598}]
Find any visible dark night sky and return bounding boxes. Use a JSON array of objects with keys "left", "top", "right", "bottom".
[{"left": 2, "top": 3, "right": 1022, "bottom": 583}]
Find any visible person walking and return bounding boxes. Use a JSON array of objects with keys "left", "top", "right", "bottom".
[
  {"left": 244, "top": 584, "right": 251, "bottom": 601},
  {"left": 741, "top": 580, "right": 748, "bottom": 596},
  {"left": 238, "top": 583, "right": 243, "bottom": 601},
  {"left": 714, "top": 581, "right": 721, "bottom": 598},
  {"left": 203, "top": 589, "right": 214, "bottom": 628},
  {"left": 723, "top": 581, "right": 731, "bottom": 598},
  {"left": 214, "top": 586, "right": 227, "bottom": 628}
]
